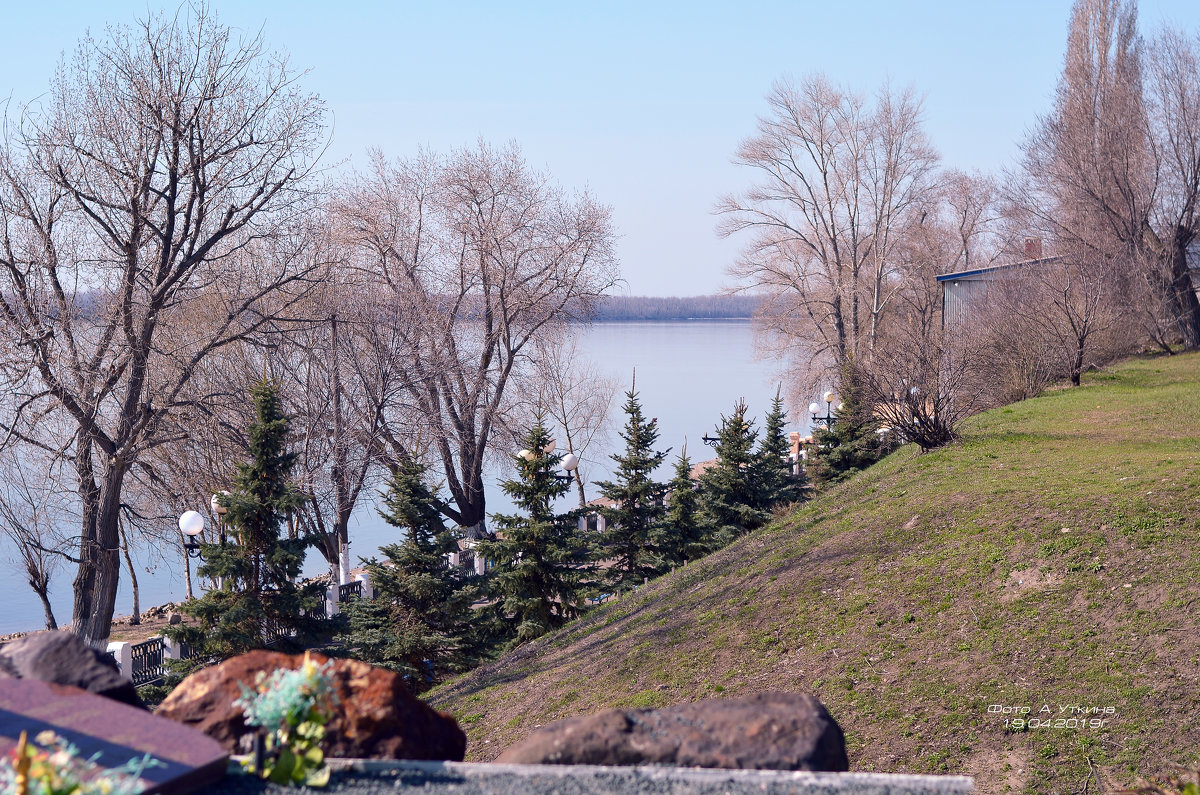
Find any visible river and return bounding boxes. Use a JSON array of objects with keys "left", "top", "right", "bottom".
[{"left": 0, "top": 320, "right": 802, "bottom": 635}]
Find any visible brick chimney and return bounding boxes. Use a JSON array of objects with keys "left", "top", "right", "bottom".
[{"left": 1024, "top": 237, "right": 1043, "bottom": 260}]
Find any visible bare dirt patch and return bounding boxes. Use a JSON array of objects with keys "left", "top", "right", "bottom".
[
  {"left": 998, "top": 566, "right": 1063, "bottom": 603},
  {"left": 1002, "top": 747, "right": 1031, "bottom": 793}
]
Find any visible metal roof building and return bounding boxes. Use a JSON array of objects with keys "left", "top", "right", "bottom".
[{"left": 936, "top": 256, "right": 1062, "bottom": 328}]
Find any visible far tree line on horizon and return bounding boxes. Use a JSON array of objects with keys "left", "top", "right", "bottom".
[{"left": 1, "top": 0, "right": 1198, "bottom": 649}]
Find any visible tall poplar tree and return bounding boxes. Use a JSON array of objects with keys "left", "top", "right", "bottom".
[
  {"left": 170, "top": 381, "right": 323, "bottom": 660},
  {"left": 476, "top": 420, "right": 589, "bottom": 645},
  {"left": 594, "top": 389, "right": 668, "bottom": 591}
]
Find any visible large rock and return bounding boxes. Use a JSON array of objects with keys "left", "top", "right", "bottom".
[
  {"left": 157, "top": 650, "right": 466, "bottom": 761},
  {"left": 0, "top": 631, "right": 146, "bottom": 710},
  {"left": 496, "top": 692, "right": 848, "bottom": 771}
]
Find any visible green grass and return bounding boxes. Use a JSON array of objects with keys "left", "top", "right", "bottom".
[{"left": 431, "top": 354, "right": 1200, "bottom": 793}]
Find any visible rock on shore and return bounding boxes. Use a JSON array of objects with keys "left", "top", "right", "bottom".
[
  {"left": 496, "top": 691, "right": 848, "bottom": 771},
  {"left": 0, "top": 631, "right": 145, "bottom": 709},
  {"left": 157, "top": 650, "right": 466, "bottom": 761}
]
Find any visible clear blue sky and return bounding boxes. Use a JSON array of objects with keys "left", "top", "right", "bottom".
[{"left": 3, "top": 1, "right": 1199, "bottom": 295}]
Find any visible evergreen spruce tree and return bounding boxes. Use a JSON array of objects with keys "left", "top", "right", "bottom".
[
  {"left": 697, "top": 399, "right": 769, "bottom": 548},
  {"left": 810, "top": 364, "right": 894, "bottom": 484},
  {"left": 660, "top": 448, "right": 706, "bottom": 566},
  {"left": 754, "top": 389, "right": 808, "bottom": 511},
  {"left": 169, "top": 381, "right": 323, "bottom": 661},
  {"left": 337, "top": 460, "right": 479, "bottom": 690},
  {"left": 593, "top": 389, "right": 668, "bottom": 592},
  {"left": 476, "top": 419, "right": 589, "bottom": 645}
]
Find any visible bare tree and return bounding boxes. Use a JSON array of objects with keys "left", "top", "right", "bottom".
[
  {"left": 528, "top": 336, "right": 617, "bottom": 507},
  {"left": 940, "top": 170, "right": 1006, "bottom": 273},
  {"left": 970, "top": 283, "right": 1063, "bottom": 403},
  {"left": 0, "top": 447, "right": 74, "bottom": 630},
  {"left": 858, "top": 320, "right": 991, "bottom": 452},
  {"left": 988, "top": 249, "right": 1128, "bottom": 389},
  {"left": 1145, "top": 26, "right": 1200, "bottom": 347},
  {"left": 128, "top": 341, "right": 255, "bottom": 601},
  {"left": 718, "top": 76, "right": 938, "bottom": 390},
  {"left": 277, "top": 280, "right": 409, "bottom": 583},
  {"left": 132, "top": 267, "right": 414, "bottom": 591},
  {"left": 891, "top": 171, "right": 1004, "bottom": 336},
  {"left": 335, "top": 143, "right": 619, "bottom": 534},
  {"left": 1018, "top": 0, "right": 1200, "bottom": 351},
  {"left": 0, "top": 6, "right": 328, "bottom": 647}
]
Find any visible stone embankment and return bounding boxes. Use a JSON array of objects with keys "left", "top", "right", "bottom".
[{"left": 206, "top": 761, "right": 975, "bottom": 794}]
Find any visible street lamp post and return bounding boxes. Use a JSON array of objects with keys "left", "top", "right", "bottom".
[
  {"left": 179, "top": 511, "right": 205, "bottom": 559},
  {"left": 180, "top": 491, "right": 232, "bottom": 594},
  {"left": 809, "top": 390, "right": 838, "bottom": 428},
  {"left": 556, "top": 453, "right": 580, "bottom": 484},
  {"left": 209, "top": 491, "right": 230, "bottom": 546},
  {"left": 520, "top": 440, "right": 579, "bottom": 483}
]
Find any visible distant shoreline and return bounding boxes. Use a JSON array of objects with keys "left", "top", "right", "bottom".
[
  {"left": 584, "top": 294, "right": 762, "bottom": 323},
  {"left": 586, "top": 317, "right": 754, "bottom": 323}
]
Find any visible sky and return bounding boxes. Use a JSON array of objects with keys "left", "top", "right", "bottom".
[{"left": 3, "top": 1, "right": 1200, "bottom": 296}]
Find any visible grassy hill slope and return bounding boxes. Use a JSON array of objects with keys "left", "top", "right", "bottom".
[{"left": 430, "top": 354, "right": 1200, "bottom": 794}]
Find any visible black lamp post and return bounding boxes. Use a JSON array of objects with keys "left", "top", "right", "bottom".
[
  {"left": 209, "top": 491, "right": 229, "bottom": 546},
  {"left": 178, "top": 490, "right": 230, "bottom": 562},
  {"left": 554, "top": 453, "right": 580, "bottom": 483},
  {"left": 179, "top": 510, "right": 205, "bottom": 559},
  {"left": 518, "top": 440, "right": 580, "bottom": 483},
  {"left": 701, "top": 433, "right": 719, "bottom": 447},
  {"left": 809, "top": 390, "right": 838, "bottom": 428}
]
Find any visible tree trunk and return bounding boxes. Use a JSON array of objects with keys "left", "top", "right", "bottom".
[
  {"left": 184, "top": 543, "right": 194, "bottom": 601},
  {"left": 1168, "top": 235, "right": 1200, "bottom": 349},
  {"left": 1071, "top": 338, "right": 1085, "bottom": 387},
  {"left": 574, "top": 471, "right": 587, "bottom": 508},
  {"left": 118, "top": 515, "right": 140, "bottom": 625},
  {"left": 29, "top": 569, "right": 57, "bottom": 630},
  {"left": 38, "top": 589, "right": 57, "bottom": 631},
  {"left": 446, "top": 465, "right": 488, "bottom": 536},
  {"left": 71, "top": 470, "right": 126, "bottom": 649},
  {"left": 460, "top": 519, "right": 486, "bottom": 540}
]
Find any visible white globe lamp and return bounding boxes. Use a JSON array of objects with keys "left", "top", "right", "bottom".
[{"left": 179, "top": 510, "right": 204, "bottom": 538}]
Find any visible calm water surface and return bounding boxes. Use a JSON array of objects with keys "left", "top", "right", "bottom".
[{"left": 0, "top": 321, "right": 804, "bottom": 634}]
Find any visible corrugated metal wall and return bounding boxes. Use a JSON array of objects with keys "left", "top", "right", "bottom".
[{"left": 942, "top": 278, "right": 992, "bottom": 327}]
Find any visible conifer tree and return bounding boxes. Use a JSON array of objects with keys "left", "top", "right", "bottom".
[
  {"left": 337, "top": 460, "right": 479, "bottom": 689},
  {"left": 170, "top": 381, "right": 323, "bottom": 660},
  {"left": 660, "top": 448, "right": 706, "bottom": 566},
  {"left": 810, "top": 364, "right": 893, "bottom": 484},
  {"left": 754, "top": 389, "right": 808, "bottom": 510},
  {"left": 697, "top": 399, "right": 768, "bottom": 547},
  {"left": 594, "top": 389, "right": 668, "bottom": 591},
  {"left": 476, "top": 419, "right": 589, "bottom": 645}
]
